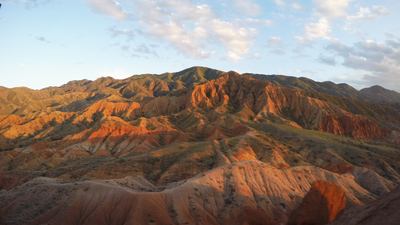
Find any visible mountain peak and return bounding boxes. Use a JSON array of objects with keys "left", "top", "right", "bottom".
[
  {"left": 360, "top": 84, "right": 400, "bottom": 103},
  {"left": 361, "top": 85, "right": 390, "bottom": 92}
]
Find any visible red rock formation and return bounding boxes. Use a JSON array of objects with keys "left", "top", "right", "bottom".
[{"left": 288, "top": 180, "right": 346, "bottom": 225}]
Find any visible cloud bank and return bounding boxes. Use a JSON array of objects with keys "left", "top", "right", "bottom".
[
  {"left": 82, "top": 0, "right": 272, "bottom": 61},
  {"left": 325, "top": 38, "right": 400, "bottom": 90}
]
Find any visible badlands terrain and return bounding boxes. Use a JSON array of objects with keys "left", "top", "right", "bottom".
[{"left": 0, "top": 66, "right": 400, "bottom": 224}]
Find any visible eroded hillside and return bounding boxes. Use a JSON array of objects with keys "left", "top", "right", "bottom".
[
  {"left": 0, "top": 67, "right": 400, "bottom": 224},
  {"left": 0, "top": 160, "right": 392, "bottom": 225}
]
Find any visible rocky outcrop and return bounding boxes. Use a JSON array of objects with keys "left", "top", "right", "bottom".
[{"left": 288, "top": 180, "right": 346, "bottom": 225}]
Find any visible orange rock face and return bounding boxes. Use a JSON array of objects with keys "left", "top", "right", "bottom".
[{"left": 288, "top": 180, "right": 346, "bottom": 225}]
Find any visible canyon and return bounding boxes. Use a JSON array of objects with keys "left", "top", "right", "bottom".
[{"left": 0, "top": 67, "right": 400, "bottom": 224}]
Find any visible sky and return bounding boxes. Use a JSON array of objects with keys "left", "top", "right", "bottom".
[{"left": 1, "top": 0, "right": 400, "bottom": 91}]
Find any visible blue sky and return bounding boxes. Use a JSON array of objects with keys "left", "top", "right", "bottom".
[{"left": 1, "top": 0, "right": 400, "bottom": 91}]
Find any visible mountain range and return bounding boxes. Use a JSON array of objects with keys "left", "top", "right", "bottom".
[{"left": 1, "top": 66, "right": 400, "bottom": 225}]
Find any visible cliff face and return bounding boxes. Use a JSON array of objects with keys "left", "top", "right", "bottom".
[{"left": 187, "top": 72, "right": 392, "bottom": 141}]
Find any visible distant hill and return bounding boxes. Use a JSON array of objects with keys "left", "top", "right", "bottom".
[
  {"left": 244, "top": 73, "right": 400, "bottom": 105},
  {"left": 360, "top": 85, "right": 400, "bottom": 104}
]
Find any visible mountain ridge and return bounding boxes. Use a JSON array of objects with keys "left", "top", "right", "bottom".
[
  {"left": 0, "top": 66, "right": 400, "bottom": 225},
  {"left": 244, "top": 73, "right": 400, "bottom": 105},
  {"left": 2, "top": 67, "right": 400, "bottom": 117}
]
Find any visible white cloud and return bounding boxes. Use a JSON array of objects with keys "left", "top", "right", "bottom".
[
  {"left": 81, "top": 0, "right": 129, "bottom": 21},
  {"left": 275, "top": 0, "right": 286, "bottom": 7},
  {"left": 385, "top": 30, "right": 397, "bottom": 39},
  {"left": 135, "top": 0, "right": 215, "bottom": 24},
  {"left": 109, "top": 27, "right": 135, "bottom": 39},
  {"left": 226, "top": 51, "right": 242, "bottom": 62},
  {"left": 267, "top": 37, "right": 285, "bottom": 55},
  {"left": 304, "top": 17, "right": 331, "bottom": 38},
  {"left": 325, "top": 38, "right": 352, "bottom": 55},
  {"left": 267, "top": 37, "right": 283, "bottom": 48},
  {"left": 274, "top": 0, "right": 304, "bottom": 11},
  {"left": 295, "top": 0, "right": 352, "bottom": 48},
  {"left": 250, "top": 53, "right": 262, "bottom": 59},
  {"left": 347, "top": 5, "right": 390, "bottom": 21},
  {"left": 129, "top": 0, "right": 265, "bottom": 61},
  {"left": 130, "top": 0, "right": 217, "bottom": 58},
  {"left": 293, "top": 36, "right": 314, "bottom": 57},
  {"left": 371, "top": 5, "right": 391, "bottom": 16},
  {"left": 235, "top": 18, "right": 274, "bottom": 27},
  {"left": 312, "top": 0, "right": 353, "bottom": 18},
  {"left": 132, "top": 44, "right": 159, "bottom": 58},
  {"left": 142, "top": 20, "right": 211, "bottom": 58},
  {"left": 159, "top": 0, "right": 215, "bottom": 22},
  {"left": 343, "top": 27, "right": 367, "bottom": 36},
  {"left": 206, "top": 19, "right": 258, "bottom": 56},
  {"left": 291, "top": 3, "right": 303, "bottom": 11},
  {"left": 232, "top": 0, "right": 262, "bottom": 16},
  {"left": 295, "top": 36, "right": 314, "bottom": 46}
]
